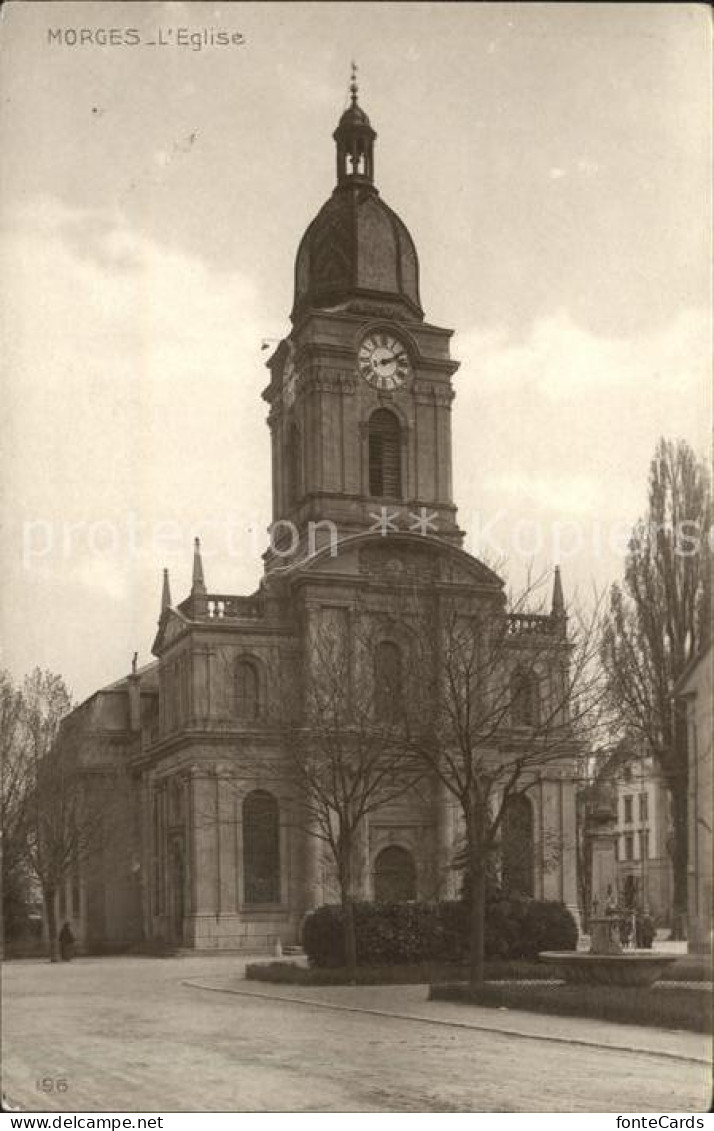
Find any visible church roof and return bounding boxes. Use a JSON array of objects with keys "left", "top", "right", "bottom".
[{"left": 292, "top": 190, "right": 422, "bottom": 321}]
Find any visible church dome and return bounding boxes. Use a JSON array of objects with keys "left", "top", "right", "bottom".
[{"left": 291, "top": 78, "right": 423, "bottom": 322}]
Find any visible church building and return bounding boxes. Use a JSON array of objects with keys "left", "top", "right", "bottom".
[{"left": 58, "top": 79, "right": 579, "bottom": 952}]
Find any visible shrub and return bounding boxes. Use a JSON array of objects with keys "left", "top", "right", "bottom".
[
  {"left": 302, "top": 901, "right": 468, "bottom": 968},
  {"left": 511, "top": 898, "right": 578, "bottom": 957},
  {"left": 302, "top": 898, "right": 577, "bottom": 967}
]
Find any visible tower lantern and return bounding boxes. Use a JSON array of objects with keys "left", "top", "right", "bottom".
[{"left": 333, "top": 63, "right": 376, "bottom": 187}]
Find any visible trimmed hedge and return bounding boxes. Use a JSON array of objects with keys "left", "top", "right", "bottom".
[
  {"left": 430, "top": 981, "right": 712, "bottom": 1034},
  {"left": 246, "top": 957, "right": 578, "bottom": 986},
  {"left": 303, "top": 898, "right": 578, "bottom": 968},
  {"left": 245, "top": 960, "right": 465, "bottom": 986}
]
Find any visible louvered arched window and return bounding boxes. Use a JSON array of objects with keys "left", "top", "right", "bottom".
[{"left": 368, "top": 409, "right": 402, "bottom": 498}]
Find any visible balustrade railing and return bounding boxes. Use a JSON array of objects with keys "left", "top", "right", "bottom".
[
  {"left": 204, "top": 593, "right": 264, "bottom": 620},
  {"left": 507, "top": 612, "right": 557, "bottom": 635}
]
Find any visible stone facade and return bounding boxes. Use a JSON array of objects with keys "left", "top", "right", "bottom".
[{"left": 58, "top": 86, "right": 580, "bottom": 952}]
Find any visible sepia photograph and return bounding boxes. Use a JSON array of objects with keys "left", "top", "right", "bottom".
[{"left": 0, "top": 0, "right": 711, "bottom": 1118}]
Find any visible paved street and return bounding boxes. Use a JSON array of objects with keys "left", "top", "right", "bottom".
[{"left": 2, "top": 956, "right": 710, "bottom": 1113}]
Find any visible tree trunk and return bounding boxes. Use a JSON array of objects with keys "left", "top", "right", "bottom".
[
  {"left": 338, "top": 841, "right": 358, "bottom": 982},
  {"left": 666, "top": 773, "right": 688, "bottom": 940},
  {"left": 342, "top": 890, "right": 357, "bottom": 982},
  {"left": 44, "top": 886, "right": 59, "bottom": 963},
  {"left": 468, "top": 837, "right": 487, "bottom": 988}
]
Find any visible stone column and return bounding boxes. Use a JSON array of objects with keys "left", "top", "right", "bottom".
[{"left": 587, "top": 784, "right": 621, "bottom": 954}]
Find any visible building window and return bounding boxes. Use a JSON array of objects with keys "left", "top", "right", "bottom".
[
  {"left": 625, "top": 833, "right": 634, "bottom": 861},
  {"left": 374, "top": 640, "right": 403, "bottom": 721},
  {"left": 501, "top": 795, "right": 535, "bottom": 897},
  {"left": 639, "top": 792, "right": 648, "bottom": 821},
  {"left": 640, "top": 828, "right": 650, "bottom": 859},
  {"left": 152, "top": 790, "right": 165, "bottom": 916},
  {"left": 510, "top": 670, "right": 539, "bottom": 727},
  {"left": 368, "top": 409, "right": 402, "bottom": 497},
  {"left": 624, "top": 796, "right": 633, "bottom": 824},
  {"left": 374, "top": 845, "right": 416, "bottom": 902},
  {"left": 236, "top": 660, "right": 260, "bottom": 719},
  {"left": 243, "top": 790, "right": 280, "bottom": 904},
  {"left": 286, "top": 422, "right": 301, "bottom": 510}
]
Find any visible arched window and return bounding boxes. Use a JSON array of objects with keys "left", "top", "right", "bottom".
[
  {"left": 374, "top": 845, "right": 417, "bottom": 902},
  {"left": 511, "top": 669, "right": 539, "bottom": 727},
  {"left": 501, "top": 795, "right": 534, "bottom": 897},
  {"left": 243, "top": 790, "right": 280, "bottom": 904},
  {"left": 368, "top": 409, "right": 401, "bottom": 498},
  {"left": 286, "top": 422, "right": 301, "bottom": 509},
  {"left": 236, "top": 660, "right": 260, "bottom": 719},
  {"left": 374, "top": 640, "right": 403, "bottom": 722}
]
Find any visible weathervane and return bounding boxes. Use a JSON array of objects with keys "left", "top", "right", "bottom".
[{"left": 350, "top": 60, "right": 358, "bottom": 105}]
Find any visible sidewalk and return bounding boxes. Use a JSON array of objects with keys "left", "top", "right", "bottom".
[{"left": 183, "top": 972, "right": 712, "bottom": 1066}]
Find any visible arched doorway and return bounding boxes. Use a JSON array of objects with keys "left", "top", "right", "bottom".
[{"left": 374, "top": 845, "right": 416, "bottom": 902}]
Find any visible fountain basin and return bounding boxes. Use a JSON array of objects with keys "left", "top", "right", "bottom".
[{"left": 539, "top": 951, "right": 677, "bottom": 987}]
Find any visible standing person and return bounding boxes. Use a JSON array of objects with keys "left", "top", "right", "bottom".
[{"left": 58, "top": 921, "right": 74, "bottom": 962}]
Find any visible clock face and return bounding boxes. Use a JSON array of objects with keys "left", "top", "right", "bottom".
[{"left": 358, "top": 332, "right": 410, "bottom": 391}]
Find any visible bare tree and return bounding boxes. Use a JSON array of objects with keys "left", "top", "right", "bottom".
[
  {"left": 12, "top": 670, "right": 125, "bottom": 961},
  {"left": 600, "top": 438, "right": 711, "bottom": 937},
  {"left": 402, "top": 580, "right": 605, "bottom": 987},
  {"left": 0, "top": 670, "right": 34, "bottom": 946},
  {"left": 283, "top": 606, "right": 425, "bottom": 978}
]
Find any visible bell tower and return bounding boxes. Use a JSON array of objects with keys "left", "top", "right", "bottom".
[{"left": 263, "top": 71, "right": 464, "bottom": 565}]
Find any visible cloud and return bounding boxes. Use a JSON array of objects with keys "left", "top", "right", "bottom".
[
  {"left": 2, "top": 196, "right": 271, "bottom": 694},
  {"left": 456, "top": 307, "right": 711, "bottom": 406},
  {"left": 452, "top": 307, "right": 711, "bottom": 589}
]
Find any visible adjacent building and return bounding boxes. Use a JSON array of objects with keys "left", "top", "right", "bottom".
[
  {"left": 612, "top": 750, "right": 673, "bottom": 924},
  {"left": 676, "top": 642, "right": 713, "bottom": 953}
]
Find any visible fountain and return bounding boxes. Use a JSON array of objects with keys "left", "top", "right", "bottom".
[{"left": 539, "top": 783, "right": 676, "bottom": 986}]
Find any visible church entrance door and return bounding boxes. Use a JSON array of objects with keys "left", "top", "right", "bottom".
[{"left": 374, "top": 845, "right": 417, "bottom": 902}]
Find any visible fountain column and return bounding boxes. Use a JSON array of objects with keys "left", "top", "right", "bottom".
[{"left": 587, "top": 784, "right": 622, "bottom": 954}]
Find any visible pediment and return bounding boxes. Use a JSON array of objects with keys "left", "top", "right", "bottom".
[
  {"left": 151, "top": 607, "right": 190, "bottom": 656},
  {"left": 290, "top": 532, "right": 504, "bottom": 592}
]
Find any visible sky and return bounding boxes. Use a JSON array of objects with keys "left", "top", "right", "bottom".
[{"left": 0, "top": 1, "right": 711, "bottom": 702}]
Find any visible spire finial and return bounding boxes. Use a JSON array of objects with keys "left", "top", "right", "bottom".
[
  {"left": 551, "top": 564, "right": 565, "bottom": 620},
  {"left": 160, "top": 567, "right": 171, "bottom": 614},
  {"left": 191, "top": 536, "right": 206, "bottom": 595},
  {"left": 350, "top": 60, "right": 358, "bottom": 105}
]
